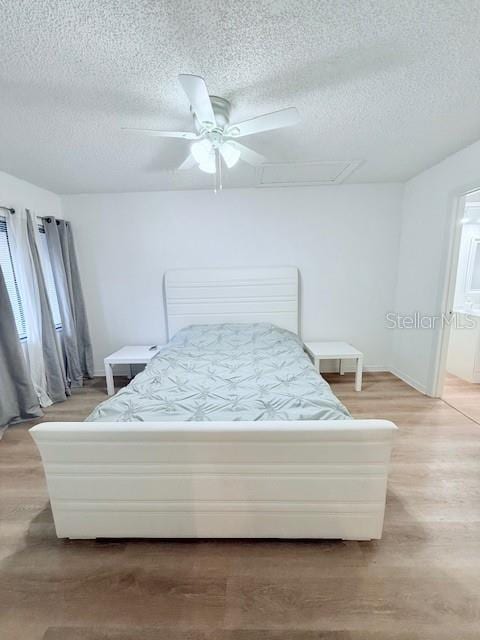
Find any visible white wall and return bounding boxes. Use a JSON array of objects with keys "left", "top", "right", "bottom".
[
  {"left": 62, "top": 184, "right": 403, "bottom": 374},
  {"left": 392, "top": 138, "right": 480, "bottom": 395},
  {"left": 0, "top": 169, "right": 61, "bottom": 216},
  {"left": 5, "top": 136, "right": 480, "bottom": 395}
]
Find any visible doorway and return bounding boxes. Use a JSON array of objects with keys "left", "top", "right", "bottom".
[{"left": 440, "top": 189, "right": 480, "bottom": 421}]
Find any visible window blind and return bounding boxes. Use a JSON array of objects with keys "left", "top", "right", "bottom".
[{"left": 0, "top": 215, "right": 27, "bottom": 340}]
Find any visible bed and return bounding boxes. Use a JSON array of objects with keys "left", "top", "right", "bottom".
[{"left": 30, "top": 266, "right": 397, "bottom": 540}]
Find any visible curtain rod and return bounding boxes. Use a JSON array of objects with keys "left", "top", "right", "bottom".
[{"left": 0, "top": 206, "right": 62, "bottom": 222}]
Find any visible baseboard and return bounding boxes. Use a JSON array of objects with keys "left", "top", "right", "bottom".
[
  {"left": 93, "top": 365, "right": 426, "bottom": 398},
  {"left": 320, "top": 363, "right": 388, "bottom": 373},
  {"left": 93, "top": 365, "right": 389, "bottom": 378},
  {"left": 389, "top": 367, "right": 427, "bottom": 395}
]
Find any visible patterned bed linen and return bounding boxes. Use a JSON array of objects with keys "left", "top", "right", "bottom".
[{"left": 87, "top": 323, "right": 350, "bottom": 422}]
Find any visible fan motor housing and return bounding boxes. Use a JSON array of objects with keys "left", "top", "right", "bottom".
[{"left": 192, "top": 96, "right": 231, "bottom": 131}]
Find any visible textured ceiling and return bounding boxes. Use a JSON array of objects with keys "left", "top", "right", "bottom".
[{"left": 1, "top": 1, "right": 480, "bottom": 193}]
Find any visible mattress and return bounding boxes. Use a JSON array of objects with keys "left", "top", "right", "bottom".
[{"left": 87, "top": 323, "right": 350, "bottom": 422}]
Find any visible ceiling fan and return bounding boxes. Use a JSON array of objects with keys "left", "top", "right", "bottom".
[{"left": 123, "top": 74, "right": 300, "bottom": 190}]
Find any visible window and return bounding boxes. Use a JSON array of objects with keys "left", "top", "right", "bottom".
[
  {"left": 0, "top": 215, "right": 27, "bottom": 340},
  {"left": 37, "top": 220, "right": 62, "bottom": 330}
]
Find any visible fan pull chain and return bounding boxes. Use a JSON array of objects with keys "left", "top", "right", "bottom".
[{"left": 214, "top": 147, "right": 223, "bottom": 193}]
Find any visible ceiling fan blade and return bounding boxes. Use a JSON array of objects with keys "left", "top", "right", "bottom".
[
  {"left": 177, "top": 154, "right": 197, "bottom": 170},
  {"left": 227, "top": 141, "right": 267, "bottom": 166},
  {"left": 178, "top": 74, "right": 216, "bottom": 126},
  {"left": 122, "top": 128, "right": 199, "bottom": 140},
  {"left": 229, "top": 107, "right": 300, "bottom": 138}
]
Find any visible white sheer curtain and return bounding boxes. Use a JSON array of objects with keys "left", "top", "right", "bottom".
[{"left": 6, "top": 208, "right": 52, "bottom": 407}]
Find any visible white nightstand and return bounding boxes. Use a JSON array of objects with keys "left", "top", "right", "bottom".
[
  {"left": 104, "top": 345, "right": 164, "bottom": 396},
  {"left": 304, "top": 341, "right": 364, "bottom": 391}
]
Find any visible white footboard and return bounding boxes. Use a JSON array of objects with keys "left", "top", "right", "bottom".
[{"left": 30, "top": 420, "right": 397, "bottom": 540}]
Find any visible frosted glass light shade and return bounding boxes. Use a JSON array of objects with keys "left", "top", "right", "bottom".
[
  {"left": 191, "top": 138, "right": 240, "bottom": 174},
  {"left": 198, "top": 158, "right": 216, "bottom": 173},
  {"left": 192, "top": 139, "right": 216, "bottom": 173},
  {"left": 220, "top": 141, "right": 241, "bottom": 168},
  {"left": 191, "top": 139, "right": 213, "bottom": 164}
]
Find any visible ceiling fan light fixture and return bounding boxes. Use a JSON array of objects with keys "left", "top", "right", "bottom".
[
  {"left": 191, "top": 139, "right": 213, "bottom": 165},
  {"left": 191, "top": 139, "right": 218, "bottom": 173},
  {"left": 220, "top": 141, "right": 241, "bottom": 168},
  {"left": 198, "top": 158, "right": 216, "bottom": 174}
]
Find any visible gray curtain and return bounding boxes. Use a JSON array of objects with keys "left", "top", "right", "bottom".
[
  {"left": 0, "top": 265, "right": 42, "bottom": 435},
  {"left": 43, "top": 217, "right": 93, "bottom": 386},
  {"left": 26, "top": 214, "right": 70, "bottom": 402}
]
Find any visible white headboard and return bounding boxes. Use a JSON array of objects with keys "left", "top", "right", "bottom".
[{"left": 165, "top": 266, "right": 299, "bottom": 339}]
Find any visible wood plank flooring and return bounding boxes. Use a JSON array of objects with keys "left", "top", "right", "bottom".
[
  {"left": 443, "top": 372, "right": 480, "bottom": 423},
  {"left": 1, "top": 372, "right": 480, "bottom": 640}
]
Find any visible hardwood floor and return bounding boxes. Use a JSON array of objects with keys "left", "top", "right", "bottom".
[
  {"left": 442, "top": 372, "right": 480, "bottom": 423},
  {"left": 1, "top": 372, "right": 480, "bottom": 639}
]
